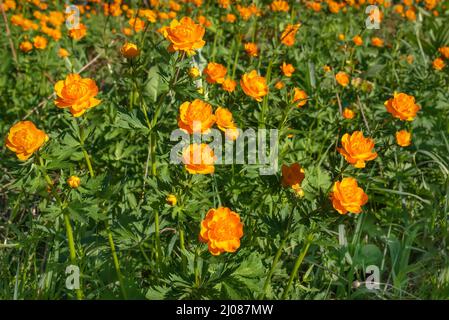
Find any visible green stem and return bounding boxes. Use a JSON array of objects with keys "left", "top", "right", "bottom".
[
  {"left": 107, "top": 222, "right": 128, "bottom": 299},
  {"left": 281, "top": 237, "right": 313, "bottom": 299},
  {"left": 154, "top": 210, "right": 162, "bottom": 264}
]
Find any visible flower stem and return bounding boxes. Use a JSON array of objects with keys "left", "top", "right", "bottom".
[
  {"left": 281, "top": 236, "right": 313, "bottom": 299},
  {"left": 106, "top": 222, "right": 128, "bottom": 299}
]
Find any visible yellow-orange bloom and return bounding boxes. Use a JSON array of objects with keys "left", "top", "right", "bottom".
[
  {"left": 203, "top": 62, "right": 227, "bottom": 84},
  {"left": 433, "top": 57, "right": 445, "bottom": 71},
  {"left": 19, "top": 41, "right": 33, "bottom": 53},
  {"left": 281, "top": 23, "right": 301, "bottom": 46},
  {"left": 439, "top": 47, "right": 449, "bottom": 59},
  {"left": 58, "top": 48, "right": 70, "bottom": 58},
  {"left": 396, "top": 130, "right": 412, "bottom": 147},
  {"left": 178, "top": 99, "right": 215, "bottom": 133},
  {"left": 240, "top": 70, "right": 268, "bottom": 102},
  {"left": 215, "top": 107, "right": 236, "bottom": 131},
  {"left": 221, "top": 77, "right": 237, "bottom": 92},
  {"left": 199, "top": 207, "right": 244, "bottom": 255},
  {"left": 371, "top": 37, "right": 384, "bottom": 47},
  {"left": 270, "top": 0, "right": 290, "bottom": 12},
  {"left": 275, "top": 81, "right": 284, "bottom": 89},
  {"left": 67, "top": 176, "right": 81, "bottom": 189},
  {"left": 343, "top": 108, "right": 355, "bottom": 119},
  {"left": 338, "top": 131, "right": 377, "bottom": 168},
  {"left": 120, "top": 42, "right": 140, "bottom": 58},
  {"left": 352, "top": 35, "right": 363, "bottom": 46},
  {"left": 68, "top": 23, "right": 87, "bottom": 40},
  {"left": 335, "top": 71, "right": 350, "bottom": 87},
  {"left": 128, "top": 17, "right": 145, "bottom": 32},
  {"left": 281, "top": 62, "right": 295, "bottom": 77},
  {"left": 188, "top": 67, "right": 200, "bottom": 78},
  {"left": 54, "top": 74, "right": 101, "bottom": 117},
  {"left": 244, "top": 42, "right": 258, "bottom": 57},
  {"left": 160, "top": 17, "right": 205, "bottom": 55},
  {"left": 331, "top": 177, "right": 368, "bottom": 214},
  {"left": 384, "top": 92, "right": 420, "bottom": 121},
  {"left": 281, "top": 163, "right": 305, "bottom": 195},
  {"left": 33, "top": 36, "right": 47, "bottom": 49},
  {"left": 166, "top": 194, "right": 177, "bottom": 206},
  {"left": 182, "top": 143, "right": 216, "bottom": 174},
  {"left": 5, "top": 121, "right": 49, "bottom": 160},
  {"left": 292, "top": 88, "right": 308, "bottom": 107}
]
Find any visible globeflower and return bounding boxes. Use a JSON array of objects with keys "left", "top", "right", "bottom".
[
  {"left": 203, "top": 62, "right": 227, "bottom": 84},
  {"left": 67, "top": 176, "right": 81, "bottom": 189},
  {"left": 433, "top": 57, "right": 445, "bottom": 71},
  {"left": 33, "top": 36, "right": 48, "bottom": 49},
  {"left": 54, "top": 74, "right": 101, "bottom": 117},
  {"left": 199, "top": 207, "right": 244, "bottom": 255},
  {"left": 384, "top": 92, "right": 420, "bottom": 121},
  {"left": 221, "top": 77, "right": 237, "bottom": 92},
  {"left": 178, "top": 99, "right": 215, "bottom": 133},
  {"left": 182, "top": 143, "right": 216, "bottom": 174},
  {"left": 5, "top": 121, "right": 49, "bottom": 160},
  {"left": 331, "top": 177, "right": 368, "bottom": 214},
  {"left": 281, "top": 62, "right": 295, "bottom": 77},
  {"left": 19, "top": 41, "right": 33, "bottom": 53},
  {"left": 215, "top": 107, "right": 237, "bottom": 132},
  {"left": 292, "top": 88, "right": 308, "bottom": 107},
  {"left": 281, "top": 163, "right": 305, "bottom": 196},
  {"left": 120, "top": 42, "right": 140, "bottom": 58},
  {"left": 281, "top": 23, "right": 301, "bottom": 46},
  {"left": 244, "top": 42, "right": 258, "bottom": 57},
  {"left": 396, "top": 130, "right": 412, "bottom": 147},
  {"left": 338, "top": 131, "right": 377, "bottom": 168},
  {"left": 159, "top": 17, "right": 205, "bottom": 55},
  {"left": 270, "top": 0, "right": 289, "bottom": 12},
  {"left": 240, "top": 70, "right": 268, "bottom": 102},
  {"left": 335, "top": 71, "right": 350, "bottom": 87},
  {"left": 68, "top": 23, "right": 87, "bottom": 40}
]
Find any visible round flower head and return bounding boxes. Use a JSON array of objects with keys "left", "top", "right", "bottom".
[
  {"left": 292, "top": 88, "right": 308, "bottom": 107},
  {"left": 335, "top": 71, "right": 350, "bottom": 87},
  {"left": 240, "top": 70, "right": 268, "bottom": 102},
  {"left": 67, "top": 176, "right": 81, "bottom": 189},
  {"left": 54, "top": 74, "right": 101, "bottom": 117},
  {"left": 5, "top": 121, "right": 49, "bottom": 160},
  {"left": 384, "top": 92, "right": 420, "bottom": 121},
  {"left": 160, "top": 17, "right": 205, "bottom": 55},
  {"left": 178, "top": 99, "right": 215, "bottom": 134},
  {"left": 120, "top": 42, "right": 140, "bottom": 58},
  {"left": 396, "top": 130, "right": 412, "bottom": 147},
  {"left": 203, "top": 62, "right": 227, "bottom": 84},
  {"left": 281, "top": 62, "right": 295, "bottom": 77},
  {"left": 199, "top": 207, "right": 244, "bottom": 256},
  {"left": 182, "top": 143, "right": 216, "bottom": 174},
  {"left": 331, "top": 177, "right": 368, "bottom": 214},
  {"left": 338, "top": 131, "right": 377, "bottom": 168}
]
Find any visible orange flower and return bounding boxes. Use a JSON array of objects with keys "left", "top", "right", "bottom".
[
  {"left": 120, "top": 42, "right": 140, "bottom": 58},
  {"left": 221, "top": 77, "right": 237, "bottom": 92},
  {"left": 178, "top": 99, "right": 215, "bottom": 133},
  {"left": 199, "top": 207, "right": 244, "bottom": 256},
  {"left": 225, "top": 13, "right": 236, "bottom": 23},
  {"left": 33, "top": 36, "right": 47, "bottom": 49},
  {"left": 68, "top": 23, "right": 87, "bottom": 40},
  {"left": 270, "top": 0, "right": 289, "bottom": 12},
  {"left": 215, "top": 107, "right": 236, "bottom": 131},
  {"left": 433, "top": 57, "right": 445, "bottom": 71},
  {"left": 352, "top": 35, "right": 363, "bottom": 46},
  {"left": 331, "top": 177, "right": 368, "bottom": 214},
  {"left": 182, "top": 143, "right": 216, "bottom": 174},
  {"left": 335, "top": 71, "right": 350, "bottom": 87},
  {"left": 396, "top": 130, "right": 411, "bottom": 147},
  {"left": 275, "top": 81, "right": 284, "bottom": 89},
  {"left": 338, "top": 131, "right": 377, "bottom": 168},
  {"left": 343, "top": 108, "right": 355, "bottom": 119},
  {"left": 405, "top": 8, "right": 416, "bottom": 21},
  {"left": 67, "top": 176, "right": 81, "bottom": 188},
  {"left": 281, "top": 62, "right": 295, "bottom": 77},
  {"left": 244, "top": 42, "right": 259, "bottom": 57},
  {"left": 188, "top": 67, "right": 201, "bottom": 78},
  {"left": 384, "top": 92, "right": 420, "bottom": 121},
  {"left": 338, "top": 33, "right": 345, "bottom": 41},
  {"left": 240, "top": 70, "right": 268, "bottom": 102},
  {"left": 5, "top": 121, "right": 49, "bottom": 160},
  {"left": 281, "top": 163, "right": 305, "bottom": 196},
  {"left": 160, "top": 17, "right": 205, "bottom": 55},
  {"left": 281, "top": 23, "right": 301, "bottom": 46},
  {"left": 203, "top": 62, "right": 227, "bottom": 84},
  {"left": 58, "top": 48, "right": 70, "bottom": 58},
  {"left": 371, "top": 37, "right": 384, "bottom": 47},
  {"left": 54, "top": 74, "right": 101, "bottom": 117},
  {"left": 292, "top": 88, "right": 308, "bottom": 107},
  {"left": 19, "top": 41, "right": 33, "bottom": 53},
  {"left": 128, "top": 17, "right": 145, "bottom": 32},
  {"left": 439, "top": 46, "right": 449, "bottom": 59},
  {"left": 323, "top": 65, "right": 332, "bottom": 72}
]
